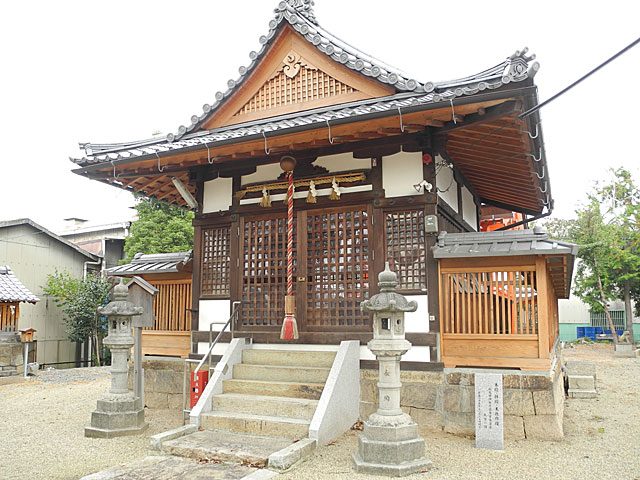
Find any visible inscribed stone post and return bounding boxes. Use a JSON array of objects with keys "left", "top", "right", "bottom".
[{"left": 475, "top": 372, "right": 504, "bottom": 450}]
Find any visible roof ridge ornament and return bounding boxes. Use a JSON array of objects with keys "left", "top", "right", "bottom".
[{"left": 276, "top": 0, "right": 317, "bottom": 24}]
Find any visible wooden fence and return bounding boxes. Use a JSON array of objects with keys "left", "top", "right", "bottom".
[
  {"left": 0, "top": 303, "right": 19, "bottom": 332},
  {"left": 438, "top": 256, "right": 558, "bottom": 371},
  {"left": 440, "top": 268, "right": 539, "bottom": 336},
  {"left": 148, "top": 279, "right": 192, "bottom": 331}
]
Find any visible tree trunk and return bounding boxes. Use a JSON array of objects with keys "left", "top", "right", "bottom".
[
  {"left": 594, "top": 257, "right": 619, "bottom": 345},
  {"left": 93, "top": 333, "right": 101, "bottom": 367},
  {"left": 623, "top": 279, "right": 636, "bottom": 347}
]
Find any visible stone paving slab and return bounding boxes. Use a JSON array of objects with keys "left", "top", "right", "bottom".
[
  {"left": 80, "top": 454, "right": 256, "bottom": 480},
  {"left": 163, "top": 429, "right": 293, "bottom": 466}
]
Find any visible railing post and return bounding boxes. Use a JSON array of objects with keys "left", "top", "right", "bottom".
[{"left": 536, "top": 256, "right": 550, "bottom": 359}]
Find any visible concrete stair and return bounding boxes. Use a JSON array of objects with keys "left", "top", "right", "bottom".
[{"left": 168, "top": 348, "right": 336, "bottom": 466}]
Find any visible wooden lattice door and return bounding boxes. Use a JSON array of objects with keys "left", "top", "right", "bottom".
[
  {"left": 239, "top": 214, "right": 297, "bottom": 329},
  {"left": 305, "top": 206, "right": 372, "bottom": 330}
]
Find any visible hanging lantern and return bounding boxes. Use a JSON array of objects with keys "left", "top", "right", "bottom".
[
  {"left": 259, "top": 186, "right": 272, "bottom": 208},
  {"left": 329, "top": 177, "right": 341, "bottom": 200},
  {"left": 306, "top": 180, "right": 318, "bottom": 203}
]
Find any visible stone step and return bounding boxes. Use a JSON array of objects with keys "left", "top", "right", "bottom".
[
  {"left": 201, "top": 411, "right": 310, "bottom": 439},
  {"left": 242, "top": 349, "right": 336, "bottom": 368},
  {"left": 223, "top": 378, "right": 325, "bottom": 400},
  {"left": 212, "top": 393, "right": 318, "bottom": 420},
  {"left": 233, "top": 364, "right": 330, "bottom": 384},
  {"left": 161, "top": 429, "right": 293, "bottom": 467}
]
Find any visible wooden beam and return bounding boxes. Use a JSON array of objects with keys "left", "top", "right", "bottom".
[{"left": 436, "top": 100, "right": 521, "bottom": 134}]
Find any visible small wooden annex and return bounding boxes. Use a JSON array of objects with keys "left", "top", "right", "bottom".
[
  {"left": 434, "top": 228, "right": 577, "bottom": 370},
  {"left": 0, "top": 266, "right": 39, "bottom": 334},
  {"left": 71, "top": 1, "right": 560, "bottom": 370},
  {"left": 107, "top": 252, "right": 193, "bottom": 358}
]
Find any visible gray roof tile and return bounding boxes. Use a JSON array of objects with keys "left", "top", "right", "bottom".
[
  {"left": 106, "top": 251, "right": 192, "bottom": 276},
  {"left": 0, "top": 266, "right": 39, "bottom": 304}
]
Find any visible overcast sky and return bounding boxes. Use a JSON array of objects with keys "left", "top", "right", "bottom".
[{"left": 1, "top": 0, "right": 639, "bottom": 232}]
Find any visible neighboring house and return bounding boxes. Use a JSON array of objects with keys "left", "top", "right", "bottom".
[
  {"left": 107, "top": 251, "right": 193, "bottom": 358},
  {"left": 0, "top": 219, "right": 99, "bottom": 366},
  {"left": 58, "top": 218, "right": 131, "bottom": 272}
]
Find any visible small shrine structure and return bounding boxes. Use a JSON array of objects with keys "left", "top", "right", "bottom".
[{"left": 69, "top": 0, "right": 575, "bottom": 442}]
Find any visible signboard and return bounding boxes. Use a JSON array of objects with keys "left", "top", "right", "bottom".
[{"left": 475, "top": 372, "right": 504, "bottom": 450}]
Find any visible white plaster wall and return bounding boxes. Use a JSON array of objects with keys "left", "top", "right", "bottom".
[
  {"left": 314, "top": 152, "right": 371, "bottom": 173},
  {"left": 239, "top": 185, "right": 372, "bottom": 205},
  {"left": 197, "top": 342, "right": 232, "bottom": 356},
  {"left": 436, "top": 155, "right": 458, "bottom": 212},
  {"left": 382, "top": 151, "right": 424, "bottom": 198},
  {"left": 404, "top": 295, "right": 429, "bottom": 333},
  {"left": 462, "top": 186, "right": 478, "bottom": 231},
  {"left": 198, "top": 299, "right": 231, "bottom": 331},
  {"left": 241, "top": 163, "right": 283, "bottom": 186},
  {"left": 202, "top": 177, "right": 233, "bottom": 214}
]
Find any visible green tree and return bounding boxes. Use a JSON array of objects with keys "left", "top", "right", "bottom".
[
  {"left": 43, "top": 271, "right": 113, "bottom": 365},
  {"left": 124, "top": 196, "right": 194, "bottom": 263},
  {"left": 546, "top": 168, "right": 640, "bottom": 347}
]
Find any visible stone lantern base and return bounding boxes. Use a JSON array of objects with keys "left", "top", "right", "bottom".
[
  {"left": 353, "top": 413, "right": 432, "bottom": 477},
  {"left": 85, "top": 393, "right": 148, "bottom": 438}
]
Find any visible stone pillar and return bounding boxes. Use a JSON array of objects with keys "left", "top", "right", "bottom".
[
  {"left": 85, "top": 279, "right": 148, "bottom": 438},
  {"left": 353, "top": 264, "right": 432, "bottom": 476}
]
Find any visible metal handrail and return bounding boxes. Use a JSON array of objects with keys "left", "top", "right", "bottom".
[
  {"left": 182, "top": 301, "right": 242, "bottom": 424},
  {"left": 196, "top": 301, "right": 242, "bottom": 377}
]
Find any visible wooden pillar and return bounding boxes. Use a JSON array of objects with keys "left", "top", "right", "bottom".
[
  {"left": 423, "top": 150, "right": 440, "bottom": 362},
  {"left": 536, "top": 256, "right": 550, "bottom": 358}
]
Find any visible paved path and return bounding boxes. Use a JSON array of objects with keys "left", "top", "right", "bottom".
[{"left": 80, "top": 455, "right": 255, "bottom": 480}]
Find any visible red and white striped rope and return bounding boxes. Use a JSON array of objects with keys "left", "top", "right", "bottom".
[{"left": 286, "top": 171, "right": 294, "bottom": 297}]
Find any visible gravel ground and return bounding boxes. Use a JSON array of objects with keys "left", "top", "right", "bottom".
[
  {"left": 0, "top": 367, "right": 183, "bottom": 480},
  {"left": 0, "top": 346, "right": 637, "bottom": 480},
  {"left": 279, "top": 345, "right": 640, "bottom": 480}
]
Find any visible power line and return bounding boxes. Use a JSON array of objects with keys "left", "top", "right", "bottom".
[{"left": 520, "top": 35, "right": 640, "bottom": 119}]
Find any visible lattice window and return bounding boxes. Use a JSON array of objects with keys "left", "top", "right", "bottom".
[
  {"left": 201, "top": 226, "right": 231, "bottom": 297},
  {"left": 234, "top": 66, "right": 356, "bottom": 117},
  {"left": 306, "top": 208, "right": 371, "bottom": 327},
  {"left": 241, "top": 216, "right": 297, "bottom": 327},
  {"left": 385, "top": 210, "right": 427, "bottom": 291}
]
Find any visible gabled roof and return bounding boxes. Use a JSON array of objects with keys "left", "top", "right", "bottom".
[
  {"left": 107, "top": 251, "right": 192, "bottom": 276},
  {"left": 69, "top": 1, "right": 549, "bottom": 216},
  {"left": 72, "top": 0, "right": 538, "bottom": 165},
  {"left": 0, "top": 266, "right": 39, "bottom": 304},
  {"left": 0, "top": 219, "right": 99, "bottom": 262}
]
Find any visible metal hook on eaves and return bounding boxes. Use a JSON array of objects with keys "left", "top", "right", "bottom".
[
  {"left": 449, "top": 98, "right": 457, "bottom": 125},
  {"left": 204, "top": 141, "right": 214, "bottom": 165},
  {"left": 397, "top": 106, "right": 405, "bottom": 133},
  {"left": 526, "top": 148, "right": 543, "bottom": 162},
  {"left": 534, "top": 165, "right": 546, "bottom": 180},
  {"left": 326, "top": 119, "right": 337, "bottom": 144},
  {"left": 156, "top": 153, "right": 165, "bottom": 173},
  {"left": 263, "top": 131, "right": 271, "bottom": 155},
  {"left": 110, "top": 160, "right": 120, "bottom": 180}
]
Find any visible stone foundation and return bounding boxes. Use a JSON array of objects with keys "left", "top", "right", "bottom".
[
  {"left": 128, "top": 357, "right": 192, "bottom": 409},
  {"left": 360, "top": 359, "right": 565, "bottom": 441},
  {"left": 0, "top": 338, "right": 24, "bottom": 377}
]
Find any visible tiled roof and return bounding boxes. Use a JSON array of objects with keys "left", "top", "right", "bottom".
[
  {"left": 433, "top": 228, "right": 578, "bottom": 259},
  {"left": 0, "top": 266, "right": 39, "bottom": 304},
  {"left": 71, "top": 0, "right": 538, "bottom": 167},
  {"left": 107, "top": 251, "right": 192, "bottom": 276},
  {"left": 73, "top": 49, "right": 536, "bottom": 168}
]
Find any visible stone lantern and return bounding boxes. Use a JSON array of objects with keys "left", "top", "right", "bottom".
[
  {"left": 353, "top": 263, "right": 432, "bottom": 476},
  {"left": 85, "top": 278, "right": 148, "bottom": 438}
]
